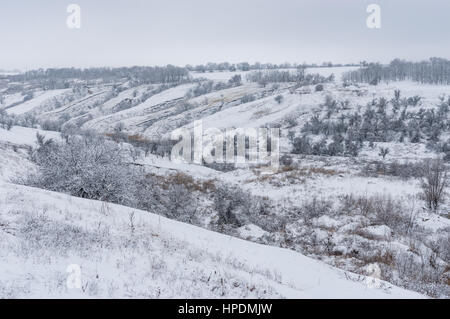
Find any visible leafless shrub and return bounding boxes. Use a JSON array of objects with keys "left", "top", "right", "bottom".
[
  {"left": 203, "top": 162, "right": 236, "bottom": 172},
  {"left": 372, "top": 196, "right": 404, "bottom": 227},
  {"left": 213, "top": 186, "right": 246, "bottom": 227},
  {"left": 134, "top": 174, "right": 199, "bottom": 224},
  {"left": 338, "top": 194, "right": 374, "bottom": 216},
  {"left": 361, "top": 160, "right": 424, "bottom": 179},
  {"left": 279, "top": 154, "right": 293, "bottom": 166},
  {"left": 129, "top": 212, "right": 136, "bottom": 235},
  {"left": 361, "top": 249, "right": 395, "bottom": 267},
  {"left": 300, "top": 197, "right": 333, "bottom": 220},
  {"left": 420, "top": 158, "right": 448, "bottom": 210},
  {"left": 315, "top": 84, "right": 324, "bottom": 92},
  {"left": 164, "top": 184, "right": 198, "bottom": 223},
  {"left": 378, "top": 147, "right": 390, "bottom": 159},
  {"left": 394, "top": 250, "right": 449, "bottom": 298},
  {"left": 274, "top": 94, "right": 284, "bottom": 104}
]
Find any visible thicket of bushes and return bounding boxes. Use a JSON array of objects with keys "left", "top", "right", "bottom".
[
  {"left": 25, "top": 131, "right": 210, "bottom": 225},
  {"left": 0, "top": 109, "right": 43, "bottom": 130},
  {"left": 291, "top": 92, "right": 450, "bottom": 158},
  {"left": 273, "top": 193, "right": 450, "bottom": 297},
  {"left": 24, "top": 132, "right": 273, "bottom": 230}
]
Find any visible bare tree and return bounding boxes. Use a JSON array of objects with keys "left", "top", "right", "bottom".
[
  {"left": 420, "top": 158, "right": 448, "bottom": 210},
  {"left": 378, "top": 147, "right": 390, "bottom": 159},
  {"left": 275, "top": 95, "right": 284, "bottom": 104}
]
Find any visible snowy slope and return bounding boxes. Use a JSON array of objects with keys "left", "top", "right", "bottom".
[
  {"left": 0, "top": 127, "right": 61, "bottom": 183},
  {"left": 0, "top": 127, "right": 424, "bottom": 298},
  {"left": 0, "top": 126, "right": 61, "bottom": 147},
  {"left": 6, "top": 89, "right": 70, "bottom": 115},
  {"left": 0, "top": 180, "right": 424, "bottom": 298},
  {"left": 0, "top": 144, "right": 35, "bottom": 183},
  {"left": 80, "top": 84, "right": 195, "bottom": 132},
  {"left": 0, "top": 93, "right": 24, "bottom": 109},
  {"left": 196, "top": 91, "right": 313, "bottom": 130}
]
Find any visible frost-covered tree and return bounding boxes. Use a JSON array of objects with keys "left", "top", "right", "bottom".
[
  {"left": 275, "top": 95, "right": 284, "bottom": 104},
  {"left": 29, "top": 133, "right": 136, "bottom": 205},
  {"left": 0, "top": 109, "right": 15, "bottom": 130},
  {"left": 228, "top": 74, "right": 242, "bottom": 87}
]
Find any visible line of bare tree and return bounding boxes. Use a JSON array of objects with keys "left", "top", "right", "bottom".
[{"left": 343, "top": 58, "right": 450, "bottom": 85}]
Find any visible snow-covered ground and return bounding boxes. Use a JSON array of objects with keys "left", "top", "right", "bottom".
[
  {"left": 0, "top": 180, "right": 424, "bottom": 298},
  {"left": 0, "top": 111, "right": 429, "bottom": 299}
]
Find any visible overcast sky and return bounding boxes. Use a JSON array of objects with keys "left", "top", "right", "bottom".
[{"left": 0, "top": 0, "right": 449, "bottom": 70}]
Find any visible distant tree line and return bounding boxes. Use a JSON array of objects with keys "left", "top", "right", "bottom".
[
  {"left": 246, "top": 69, "right": 334, "bottom": 86},
  {"left": 0, "top": 109, "right": 42, "bottom": 131},
  {"left": 8, "top": 65, "right": 190, "bottom": 86},
  {"left": 186, "top": 61, "right": 358, "bottom": 73},
  {"left": 343, "top": 58, "right": 450, "bottom": 85}
]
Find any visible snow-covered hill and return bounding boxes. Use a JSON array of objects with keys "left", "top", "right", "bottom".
[
  {"left": 0, "top": 124, "right": 425, "bottom": 298},
  {"left": 0, "top": 180, "right": 424, "bottom": 298},
  {"left": 1, "top": 65, "right": 448, "bottom": 298}
]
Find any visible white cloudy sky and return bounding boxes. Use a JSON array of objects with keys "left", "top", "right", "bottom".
[{"left": 0, "top": 0, "right": 449, "bottom": 70}]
